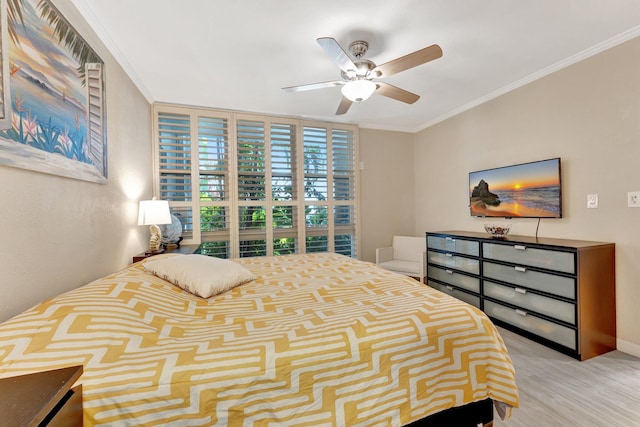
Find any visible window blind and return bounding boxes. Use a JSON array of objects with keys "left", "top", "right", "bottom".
[
  {"left": 153, "top": 104, "right": 359, "bottom": 259},
  {"left": 271, "top": 122, "right": 298, "bottom": 256},
  {"left": 198, "top": 115, "right": 230, "bottom": 258}
]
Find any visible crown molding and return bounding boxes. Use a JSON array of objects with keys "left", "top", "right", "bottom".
[
  {"left": 416, "top": 25, "right": 640, "bottom": 133},
  {"left": 69, "top": 0, "right": 156, "bottom": 104}
]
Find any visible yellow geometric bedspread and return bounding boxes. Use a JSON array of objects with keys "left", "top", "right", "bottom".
[{"left": 0, "top": 253, "right": 518, "bottom": 426}]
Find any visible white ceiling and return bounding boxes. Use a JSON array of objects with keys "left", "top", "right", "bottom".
[{"left": 70, "top": 0, "right": 640, "bottom": 132}]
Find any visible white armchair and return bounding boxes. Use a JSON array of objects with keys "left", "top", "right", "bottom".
[{"left": 375, "top": 236, "right": 427, "bottom": 282}]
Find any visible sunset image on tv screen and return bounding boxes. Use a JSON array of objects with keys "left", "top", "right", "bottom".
[{"left": 469, "top": 158, "right": 561, "bottom": 218}]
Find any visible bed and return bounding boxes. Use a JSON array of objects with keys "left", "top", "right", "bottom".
[{"left": 0, "top": 252, "right": 518, "bottom": 426}]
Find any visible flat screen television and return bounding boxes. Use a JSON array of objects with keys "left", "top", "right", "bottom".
[{"left": 469, "top": 157, "right": 562, "bottom": 218}]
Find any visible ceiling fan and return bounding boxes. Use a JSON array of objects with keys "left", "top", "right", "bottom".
[{"left": 282, "top": 37, "right": 443, "bottom": 115}]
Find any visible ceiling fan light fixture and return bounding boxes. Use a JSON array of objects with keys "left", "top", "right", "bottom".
[{"left": 341, "top": 80, "right": 376, "bottom": 102}]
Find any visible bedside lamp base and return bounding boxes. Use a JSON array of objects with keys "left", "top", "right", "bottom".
[{"left": 146, "top": 224, "right": 165, "bottom": 254}]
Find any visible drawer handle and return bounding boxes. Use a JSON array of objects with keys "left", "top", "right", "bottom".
[
  {"left": 445, "top": 253, "right": 453, "bottom": 257},
  {"left": 514, "top": 287, "right": 527, "bottom": 295},
  {"left": 445, "top": 269, "right": 454, "bottom": 274},
  {"left": 514, "top": 245, "right": 527, "bottom": 251},
  {"left": 445, "top": 286, "right": 454, "bottom": 291},
  {"left": 515, "top": 309, "right": 528, "bottom": 316},
  {"left": 445, "top": 237, "right": 455, "bottom": 242},
  {"left": 514, "top": 266, "right": 527, "bottom": 273}
]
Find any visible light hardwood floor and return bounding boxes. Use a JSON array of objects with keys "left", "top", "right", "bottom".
[{"left": 495, "top": 327, "right": 640, "bottom": 427}]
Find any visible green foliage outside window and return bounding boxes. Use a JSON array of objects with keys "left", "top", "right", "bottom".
[{"left": 194, "top": 127, "right": 354, "bottom": 258}]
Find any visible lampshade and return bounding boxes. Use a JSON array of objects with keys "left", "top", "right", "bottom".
[
  {"left": 341, "top": 80, "right": 376, "bottom": 102},
  {"left": 137, "top": 199, "right": 172, "bottom": 226}
]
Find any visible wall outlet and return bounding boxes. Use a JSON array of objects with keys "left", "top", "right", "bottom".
[
  {"left": 628, "top": 192, "right": 640, "bottom": 207},
  {"left": 587, "top": 194, "right": 598, "bottom": 209}
]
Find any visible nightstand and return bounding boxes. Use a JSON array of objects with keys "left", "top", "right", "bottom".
[
  {"left": 132, "top": 244, "right": 200, "bottom": 263},
  {"left": 0, "top": 365, "right": 83, "bottom": 426}
]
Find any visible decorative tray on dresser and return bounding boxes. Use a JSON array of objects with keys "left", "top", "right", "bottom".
[{"left": 426, "top": 230, "right": 616, "bottom": 361}]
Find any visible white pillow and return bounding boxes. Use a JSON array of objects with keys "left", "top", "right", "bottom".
[{"left": 144, "top": 254, "right": 256, "bottom": 298}]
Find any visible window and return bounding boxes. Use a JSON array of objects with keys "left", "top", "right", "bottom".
[{"left": 153, "top": 104, "right": 359, "bottom": 259}]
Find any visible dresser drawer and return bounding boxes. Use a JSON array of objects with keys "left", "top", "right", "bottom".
[
  {"left": 428, "top": 251, "right": 480, "bottom": 275},
  {"left": 428, "top": 265, "right": 480, "bottom": 293},
  {"left": 429, "top": 282, "right": 481, "bottom": 309},
  {"left": 484, "top": 280, "right": 575, "bottom": 325},
  {"left": 483, "top": 261, "right": 575, "bottom": 299},
  {"left": 484, "top": 300, "right": 576, "bottom": 350},
  {"left": 427, "top": 236, "right": 480, "bottom": 256},
  {"left": 483, "top": 242, "right": 575, "bottom": 274}
]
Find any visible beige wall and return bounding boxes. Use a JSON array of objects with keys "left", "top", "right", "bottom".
[
  {"left": 359, "top": 129, "right": 416, "bottom": 263},
  {"left": 414, "top": 36, "right": 640, "bottom": 356},
  {"left": 0, "top": 0, "right": 152, "bottom": 322}
]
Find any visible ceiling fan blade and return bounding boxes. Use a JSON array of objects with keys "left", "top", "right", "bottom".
[
  {"left": 335, "top": 96, "right": 352, "bottom": 115},
  {"left": 372, "top": 44, "right": 442, "bottom": 78},
  {"left": 375, "top": 82, "right": 420, "bottom": 104},
  {"left": 282, "top": 80, "right": 344, "bottom": 93},
  {"left": 317, "top": 37, "right": 357, "bottom": 73}
]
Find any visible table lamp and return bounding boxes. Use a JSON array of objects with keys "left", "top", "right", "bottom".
[{"left": 138, "top": 198, "right": 172, "bottom": 254}]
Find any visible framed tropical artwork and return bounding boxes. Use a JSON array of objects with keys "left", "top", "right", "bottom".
[{"left": 0, "top": 0, "right": 107, "bottom": 183}]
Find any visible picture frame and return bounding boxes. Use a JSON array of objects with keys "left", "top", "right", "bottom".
[{"left": 0, "top": 0, "right": 107, "bottom": 184}]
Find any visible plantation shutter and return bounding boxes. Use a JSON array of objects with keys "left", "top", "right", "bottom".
[
  {"left": 302, "top": 125, "right": 358, "bottom": 257},
  {"left": 236, "top": 118, "right": 267, "bottom": 257},
  {"left": 332, "top": 129, "right": 357, "bottom": 256},
  {"left": 153, "top": 104, "right": 359, "bottom": 259},
  {"left": 155, "top": 106, "right": 231, "bottom": 255},
  {"left": 198, "top": 115, "right": 231, "bottom": 258},
  {"left": 270, "top": 121, "right": 298, "bottom": 255},
  {"left": 157, "top": 110, "right": 195, "bottom": 242},
  {"left": 303, "top": 126, "right": 329, "bottom": 253}
]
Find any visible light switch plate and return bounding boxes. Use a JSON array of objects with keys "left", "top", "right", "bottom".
[
  {"left": 628, "top": 192, "right": 640, "bottom": 207},
  {"left": 587, "top": 194, "right": 598, "bottom": 209}
]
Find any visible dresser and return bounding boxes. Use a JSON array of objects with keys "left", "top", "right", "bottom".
[{"left": 426, "top": 231, "right": 616, "bottom": 361}]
